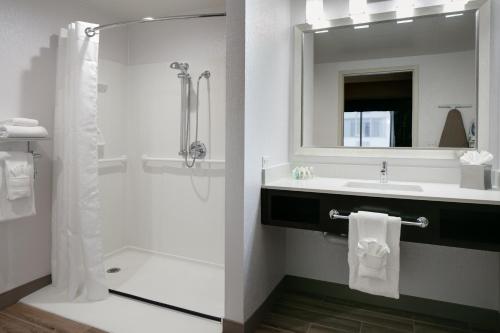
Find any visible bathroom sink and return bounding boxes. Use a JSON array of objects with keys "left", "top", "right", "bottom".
[{"left": 344, "top": 181, "right": 423, "bottom": 192}]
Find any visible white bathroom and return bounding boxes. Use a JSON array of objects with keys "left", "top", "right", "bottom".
[{"left": 1, "top": 0, "right": 500, "bottom": 332}]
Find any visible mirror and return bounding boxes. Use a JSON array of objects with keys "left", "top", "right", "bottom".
[{"left": 301, "top": 10, "right": 478, "bottom": 149}]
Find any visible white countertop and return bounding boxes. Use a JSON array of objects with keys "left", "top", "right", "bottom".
[{"left": 263, "top": 177, "right": 500, "bottom": 206}]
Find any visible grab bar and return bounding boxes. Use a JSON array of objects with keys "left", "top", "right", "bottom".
[
  {"left": 142, "top": 155, "right": 225, "bottom": 164},
  {"left": 99, "top": 155, "right": 127, "bottom": 166},
  {"left": 329, "top": 209, "right": 429, "bottom": 228}
]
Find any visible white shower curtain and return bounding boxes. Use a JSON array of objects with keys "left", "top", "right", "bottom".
[{"left": 52, "top": 22, "right": 108, "bottom": 301}]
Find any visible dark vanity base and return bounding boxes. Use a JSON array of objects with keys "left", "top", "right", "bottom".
[{"left": 261, "top": 189, "right": 500, "bottom": 252}]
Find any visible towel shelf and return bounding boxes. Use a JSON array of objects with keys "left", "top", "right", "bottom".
[
  {"left": 329, "top": 209, "right": 429, "bottom": 228},
  {"left": 0, "top": 137, "right": 50, "bottom": 143}
]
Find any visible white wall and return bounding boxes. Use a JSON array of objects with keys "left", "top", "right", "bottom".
[
  {"left": 0, "top": 0, "right": 122, "bottom": 295},
  {"left": 243, "top": 0, "right": 292, "bottom": 320},
  {"left": 308, "top": 51, "right": 476, "bottom": 147},
  {"left": 96, "top": 18, "right": 227, "bottom": 265},
  {"left": 127, "top": 18, "right": 226, "bottom": 264},
  {"left": 225, "top": 0, "right": 246, "bottom": 324},
  {"left": 98, "top": 56, "right": 129, "bottom": 255},
  {"left": 224, "top": 0, "right": 294, "bottom": 324}
]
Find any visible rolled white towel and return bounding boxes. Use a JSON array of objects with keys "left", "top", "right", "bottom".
[
  {"left": 0, "top": 118, "right": 39, "bottom": 127},
  {"left": 0, "top": 125, "right": 48, "bottom": 138}
]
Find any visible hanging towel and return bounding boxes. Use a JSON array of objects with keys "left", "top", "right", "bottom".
[
  {"left": 0, "top": 125, "right": 48, "bottom": 139},
  {"left": 0, "top": 118, "right": 39, "bottom": 127},
  {"left": 439, "top": 109, "right": 468, "bottom": 148},
  {"left": 4, "top": 156, "right": 33, "bottom": 200},
  {"left": 0, "top": 152, "right": 36, "bottom": 222},
  {"left": 348, "top": 211, "right": 401, "bottom": 299}
]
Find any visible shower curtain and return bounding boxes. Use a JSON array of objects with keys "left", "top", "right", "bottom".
[{"left": 52, "top": 22, "right": 108, "bottom": 301}]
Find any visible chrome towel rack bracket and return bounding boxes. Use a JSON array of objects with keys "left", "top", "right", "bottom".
[{"left": 329, "top": 209, "right": 429, "bottom": 229}]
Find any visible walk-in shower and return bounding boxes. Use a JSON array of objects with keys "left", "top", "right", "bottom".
[
  {"left": 171, "top": 61, "right": 211, "bottom": 167},
  {"left": 63, "top": 11, "right": 226, "bottom": 322}
]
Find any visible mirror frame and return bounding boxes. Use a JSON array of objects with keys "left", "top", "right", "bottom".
[{"left": 292, "top": 0, "right": 490, "bottom": 162}]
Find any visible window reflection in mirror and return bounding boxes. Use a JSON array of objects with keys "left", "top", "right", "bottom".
[
  {"left": 343, "top": 72, "right": 413, "bottom": 148},
  {"left": 301, "top": 11, "right": 477, "bottom": 149}
]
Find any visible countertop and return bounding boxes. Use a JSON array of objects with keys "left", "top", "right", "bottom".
[{"left": 262, "top": 177, "right": 500, "bottom": 206}]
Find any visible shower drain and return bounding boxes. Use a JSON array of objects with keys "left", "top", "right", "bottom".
[{"left": 107, "top": 267, "right": 121, "bottom": 274}]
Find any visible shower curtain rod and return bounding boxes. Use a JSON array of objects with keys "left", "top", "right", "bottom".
[{"left": 84, "top": 12, "right": 226, "bottom": 37}]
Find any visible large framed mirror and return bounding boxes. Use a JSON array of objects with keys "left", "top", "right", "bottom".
[{"left": 293, "top": 0, "right": 490, "bottom": 159}]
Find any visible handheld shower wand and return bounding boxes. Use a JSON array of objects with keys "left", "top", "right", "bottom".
[{"left": 171, "top": 62, "right": 211, "bottom": 168}]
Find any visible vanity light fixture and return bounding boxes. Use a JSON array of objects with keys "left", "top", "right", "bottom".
[
  {"left": 395, "top": 0, "right": 415, "bottom": 19},
  {"left": 142, "top": 16, "right": 154, "bottom": 21},
  {"left": 314, "top": 30, "right": 329, "bottom": 34},
  {"left": 354, "top": 24, "right": 370, "bottom": 29},
  {"left": 445, "top": 13, "right": 464, "bottom": 18},
  {"left": 397, "top": 19, "right": 413, "bottom": 24},
  {"left": 444, "top": 0, "right": 469, "bottom": 12},
  {"left": 350, "top": 0, "right": 368, "bottom": 24},
  {"left": 306, "top": 0, "right": 327, "bottom": 27}
]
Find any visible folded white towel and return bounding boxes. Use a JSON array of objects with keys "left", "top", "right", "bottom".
[
  {"left": 357, "top": 238, "right": 390, "bottom": 280},
  {"left": 4, "top": 157, "right": 33, "bottom": 200},
  {"left": 348, "top": 211, "right": 401, "bottom": 299},
  {"left": 0, "top": 118, "right": 39, "bottom": 127},
  {"left": 0, "top": 152, "right": 36, "bottom": 222},
  {"left": 0, "top": 125, "right": 48, "bottom": 138}
]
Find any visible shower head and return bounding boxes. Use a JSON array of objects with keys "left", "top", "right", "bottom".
[
  {"left": 170, "top": 62, "right": 189, "bottom": 74},
  {"left": 198, "top": 70, "right": 211, "bottom": 80}
]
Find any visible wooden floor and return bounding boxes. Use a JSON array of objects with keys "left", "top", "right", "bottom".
[
  {"left": 257, "top": 291, "right": 492, "bottom": 333},
  {"left": 0, "top": 303, "right": 105, "bottom": 333}
]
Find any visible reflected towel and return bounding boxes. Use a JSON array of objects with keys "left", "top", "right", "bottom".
[
  {"left": 0, "top": 118, "right": 39, "bottom": 127},
  {"left": 439, "top": 109, "right": 468, "bottom": 148},
  {"left": 0, "top": 125, "right": 48, "bottom": 138},
  {"left": 0, "top": 152, "right": 36, "bottom": 222},
  {"left": 348, "top": 211, "right": 401, "bottom": 299}
]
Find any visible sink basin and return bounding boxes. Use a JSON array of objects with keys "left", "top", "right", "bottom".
[{"left": 344, "top": 181, "right": 423, "bottom": 192}]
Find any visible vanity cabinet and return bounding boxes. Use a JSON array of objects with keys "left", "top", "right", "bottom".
[{"left": 261, "top": 189, "right": 500, "bottom": 252}]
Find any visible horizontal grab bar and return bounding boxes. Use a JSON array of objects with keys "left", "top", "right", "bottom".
[
  {"left": 99, "top": 155, "right": 128, "bottom": 165},
  {"left": 329, "top": 209, "right": 429, "bottom": 228},
  {"left": 142, "top": 155, "right": 225, "bottom": 164}
]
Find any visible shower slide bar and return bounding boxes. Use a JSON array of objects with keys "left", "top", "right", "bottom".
[
  {"left": 329, "top": 209, "right": 430, "bottom": 228},
  {"left": 85, "top": 12, "right": 226, "bottom": 37}
]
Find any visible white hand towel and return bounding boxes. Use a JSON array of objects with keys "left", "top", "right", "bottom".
[
  {"left": 0, "top": 118, "right": 39, "bottom": 127},
  {"left": 4, "top": 157, "right": 33, "bottom": 200},
  {"left": 0, "top": 152, "right": 36, "bottom": 222},
  {"left": 0, "top": 125, "right": 48, "bottom": 139},
  {"left": 348, "top": 211, "right": 401, "bottom": 299},
  {"left": 357, "top": 238, "right": 390, "bottom": 280}
]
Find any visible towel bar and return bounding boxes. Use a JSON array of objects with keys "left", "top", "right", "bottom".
[{"left": 329, "top": 209, "right": 429, "bottom": 228}]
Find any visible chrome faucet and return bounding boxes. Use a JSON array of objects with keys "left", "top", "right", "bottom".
[{"left": 380, "top": 161, "right": 388, "bottom": 183}]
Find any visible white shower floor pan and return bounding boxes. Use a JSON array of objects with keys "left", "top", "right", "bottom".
[
  {"left": 104, "top": 246, "right": 224, "bottom": 319},
  {"left": 22, "top": 286, "right": 222, "bottom": 333}
]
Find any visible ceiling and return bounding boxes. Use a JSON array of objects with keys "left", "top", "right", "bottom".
[
  {"left": 81, "top": 0, "right": 225, "bottom": 21},
  {"left": 313, "top": 11, "right": 476, "bottom": 63}
]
